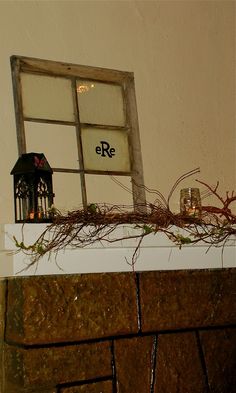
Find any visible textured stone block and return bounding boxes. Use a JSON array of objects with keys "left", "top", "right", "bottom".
[
  {"left": 60, "top": 380, "right": 113, "bottom": 393},
  {"left": 6, "top": 388, "right": 56, "bottom": 393},
  {"left": 200, "top": 328, "right": 236, "bottom": 393},
  {"left": 139, "top": 269, "right": 236, "bottom": 331},
  {"left": 3, "top": 269, "right": 236, "bottom": 393},
  {"left": 0, "top": 279, "right": 6, "bottom": 393},
  {"left": 0, "top": 279, "right": 6, "bottom": 339},
  {"left": 4, "top": 341, "right": 111, "bottom": 390},
  {"left": 114, "top": 336, "right": 154, "bottom": 393},
  {"left": 154, "top": 332, "right": 205, "bottom": 392},
  {"left": 6, "top": 273, "right": 138, "bottom": 344}
]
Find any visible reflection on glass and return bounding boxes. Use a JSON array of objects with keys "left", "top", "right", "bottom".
[
  {"left": 81, "top": 128, "right": 130, "bottom": 172},
  {"left": 21, "top": 73, "right": 74, "bottom": 122},
  {"left": 180, "top": 188, "right": 201, "bottom": 217},
  {"left": 25, "top": 122, "right": 79, "bottom": 169},
  {"left": 77, "top": 80, "right": 125, "bottom": 126},
  {"left": 53, "top": 173, "right": 83, "bottom": 213},
  {"left": 86, "top": 175, "right": 133, "bottom": 207}
]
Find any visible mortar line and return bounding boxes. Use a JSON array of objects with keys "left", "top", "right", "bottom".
[
  {"left": 195, "top": 330, "right": 210, "bottom": 393},
  {"left": 5, "top": 323, "right": 236, "bottom": 349},
  {"left": 150, "top": 334, "right": 158, "bottom": 393},
  {"left": 135, "top": 272, "right": 142, "bottom": 332},
  {"left": 111, "top": 339, "right": 117, "bottom": 393},
  {"left": 57, "top": 375, "right": 113, "bottom": 390}
]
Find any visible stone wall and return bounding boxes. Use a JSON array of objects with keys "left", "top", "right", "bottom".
[
  {"left": 0, "top": 280, "right": 6, "bottom": 393},
  {"left": 1, "top": 269, "right": 236, "bottom": 392}
]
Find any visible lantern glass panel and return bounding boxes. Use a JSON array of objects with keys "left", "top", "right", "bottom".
[
  {"left": 14, "top": 175, "right": 30, "bottom": 221},
  {"left": 36, "top": 175, "right": 54, "bottom": 220}
]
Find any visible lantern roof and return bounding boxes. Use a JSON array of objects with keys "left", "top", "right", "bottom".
[{"left": 11, "top": 153, "right": 53, "bottom": 175}]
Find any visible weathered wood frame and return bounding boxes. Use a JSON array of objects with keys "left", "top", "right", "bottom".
[{"left": 11, "top": 55, "right": 146, "bottom": 210}]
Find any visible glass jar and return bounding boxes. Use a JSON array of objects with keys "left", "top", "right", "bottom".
[{"left": 180, "top": 188, "right": 201, "bottom": 217}]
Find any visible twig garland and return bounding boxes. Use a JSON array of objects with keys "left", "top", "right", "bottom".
[{"left": 13, "top": 168, "right": 236, "bottom": 270}]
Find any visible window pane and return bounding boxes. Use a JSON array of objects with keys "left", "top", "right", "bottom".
[
  {"left": 77, "top": 81, "right": 125, "bottom": 126},
  {"left": 86, "top": 175, "right": 133, "bottom": 207},
  {"left": 53, "top": 173, "right": 83, "bottom": 213},
  {"left": 21, "top": 73, "right": 75, "bottom": 122},
  {"left": 25, "top": 122, "right": 79, "bottom": 169},
  {"left": 81, "top": 128, "right": 130, "bottom": 172}
]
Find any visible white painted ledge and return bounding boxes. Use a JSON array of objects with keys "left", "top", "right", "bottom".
[{"left": 0, "top": 224, "right": 235, "bottom": 277}]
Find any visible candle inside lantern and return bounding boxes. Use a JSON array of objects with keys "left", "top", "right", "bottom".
[
  {"left": 29, "top": 210, "right": 35, "bottom": 220},
  {"left": 180, "top": 188, "right": 201, "bottom": 217},
  {"left": 37, "top": 206, "right": 43, "bottom": 219}
]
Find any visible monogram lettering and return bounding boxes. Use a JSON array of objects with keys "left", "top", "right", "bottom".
[{"left": 95, "top": 141, "right": 116, "bottom": 158}]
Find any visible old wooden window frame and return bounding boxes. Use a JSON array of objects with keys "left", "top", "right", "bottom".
[{"left": 11, "top": 55, "right": 146, "bottom": 210}]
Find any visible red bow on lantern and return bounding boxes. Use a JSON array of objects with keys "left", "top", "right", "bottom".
[{"left": 34, "top": 156, "right": 45, "bottom": 168}]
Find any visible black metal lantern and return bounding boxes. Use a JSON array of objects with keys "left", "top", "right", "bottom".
[{"left": 11, "top": 153, "right": 54, "bottom": 223}]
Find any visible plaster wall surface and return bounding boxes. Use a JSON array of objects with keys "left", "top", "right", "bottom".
[{"left": 0, "top": 0, "right": 235, "bottom": 223}]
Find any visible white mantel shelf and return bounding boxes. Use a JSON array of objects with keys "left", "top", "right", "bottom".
[{"left": 0, "top": 224, "right": 235, "bottom": 277}]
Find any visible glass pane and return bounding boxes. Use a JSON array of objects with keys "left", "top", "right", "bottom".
[
  {"left": 81, "top": 128, "right": 130, "bottom": 172},
  {"left": 53, "top": 173, "right": 83, "bottom": 213},
  {"left": 21, "top": 73, "right": 75, "bottom": 122},
  {"left": 25, "top": 122, "right": 79, "bottom": 169},
  {"left": 77, "top": 80, "right": 125, "bottom": 126},
  {"left": 86, "top": 175, "right": 133, "bottom": 207}
]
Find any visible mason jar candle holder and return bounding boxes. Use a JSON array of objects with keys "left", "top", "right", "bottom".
[{"left": 180, "top": 187, "right": 201, "bottom": 217}]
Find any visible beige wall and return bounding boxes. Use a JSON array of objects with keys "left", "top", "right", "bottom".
[{"left": 0, "top": 0, "right": 235, "bottom": 222}]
